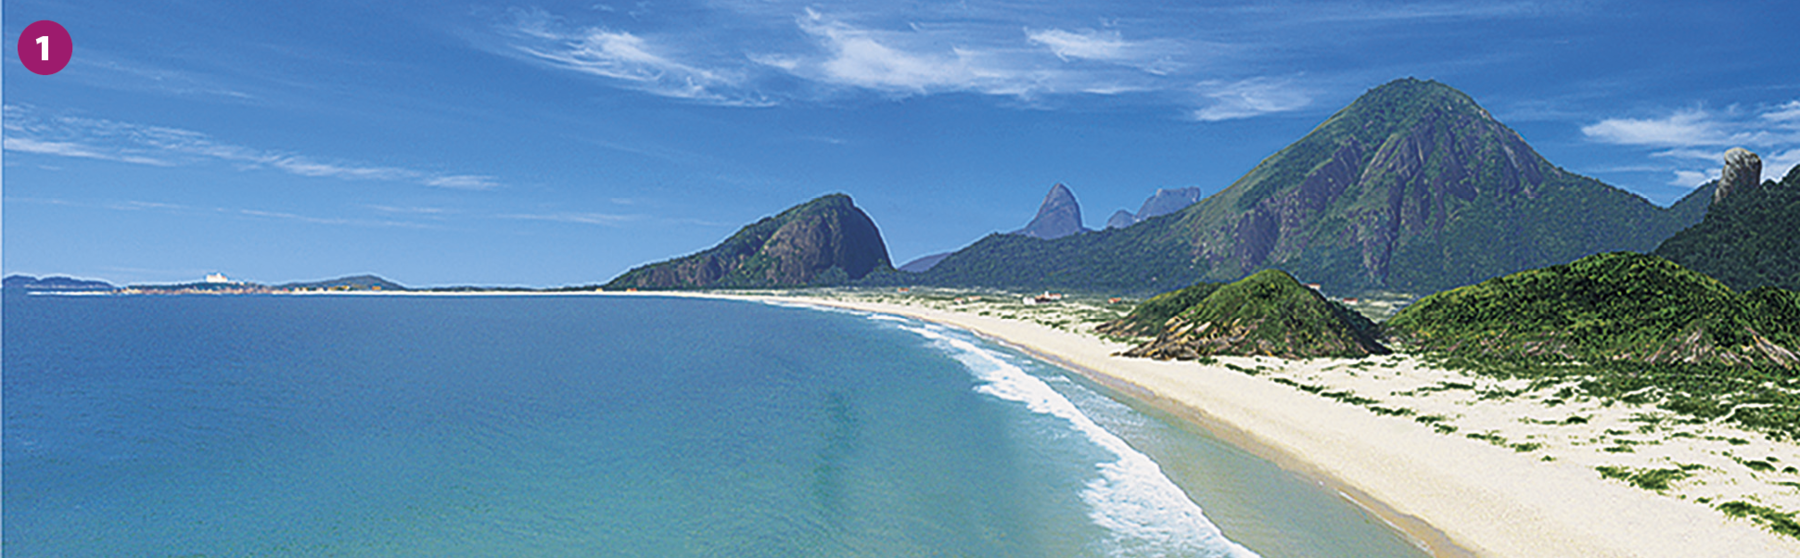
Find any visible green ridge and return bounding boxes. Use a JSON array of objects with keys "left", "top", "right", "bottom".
[{"left": 1122, "top": 269, "right": 1387, "bottom": 359}]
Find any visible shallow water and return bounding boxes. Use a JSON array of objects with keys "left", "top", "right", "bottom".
[{"left": 3, "top": 294, "right": 1427, "bottom": 556}]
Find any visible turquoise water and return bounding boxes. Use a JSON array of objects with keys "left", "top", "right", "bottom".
[{"left": 4, "top": 294, "right": 1427, "bottom": 556}]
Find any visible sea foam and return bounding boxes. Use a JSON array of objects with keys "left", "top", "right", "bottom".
[{"left": 879, "top": 315, "right": 1258, "bottom": 558}]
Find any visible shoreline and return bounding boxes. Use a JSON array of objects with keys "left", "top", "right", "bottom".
[{"left": 620, "top": 290, "right": 1798, "bottom": 558}]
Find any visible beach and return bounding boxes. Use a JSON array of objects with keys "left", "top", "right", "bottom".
[{"left": 641, "top": 290, "right": 1800, "bottom": 557}]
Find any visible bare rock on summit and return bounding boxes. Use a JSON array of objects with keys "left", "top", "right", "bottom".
[
  {"left": 1014, "top": 183, "right": 1088, "bottom": 240},
  {"left": 1716, "top": 147, "right": 1763, "bottom": 203}
]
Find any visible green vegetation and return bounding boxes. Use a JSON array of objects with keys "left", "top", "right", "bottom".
[
  {"left": 1655, "top": 164, "right": 1800, "bottom": 291},
  {"left": 607, "top": 194, "right": 891, "bottom": 289},
  {"left": 1717, "top": 501, "right": 1800, "bottom": 537},
  {"left": 903, "top": 78, "right": 1707, "bottom": 296},
  {"left": 1120, "top": 269, "right": 1387, "bottom": 359},
  {"left": 1385, "top": 252, "right": 1800, "bottom": 439},
  {"left": 1596, "top": 465, "right": 1693, "bottom": 491},
  {"left": 1095, "top": 280, "right": 1224, "bottom": 337}
]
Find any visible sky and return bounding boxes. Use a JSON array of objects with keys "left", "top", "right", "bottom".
[{"left": 4, "top": 0, "right": 1798, "bottom": 287}]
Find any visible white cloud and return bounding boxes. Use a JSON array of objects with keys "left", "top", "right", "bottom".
[
  {"left": 1762, "top": 100, "right": 1800, "bottom": 124},
  {"left": 1028, "top": 28, "right": 1129, "bottom": 62},
  {"left": 1191, "top": 78, "right": 1311, "bottom": 121},
  {"left": 791, "top": 9, "right": 1023, "bottom": 95},
  {"left": 1581, "top": 109, "right": 1724, "bottom": 146},
  {"left": 1765, "top": 148, "right": 1800, "bottom": 181},
  {"left": 3, "top": 105, "right": 500, "bottom": 190},
  {"left": 1585, "top": 102, "right": 1800, "bottom": 186},
  {"left": 501, "top": 8, "right": 766, "bottom": 106},
  {"left": 1668, "top": 169, "right": 1711, "bottom": 187},
  {"left": 2, "top": 137, "right": 173, "bottom": 166},
  {"left": 501, "top": 212, "right": 643, "bottom": 226}
]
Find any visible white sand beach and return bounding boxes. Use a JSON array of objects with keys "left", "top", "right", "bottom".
[{"left": 630, "top": 290, "right": 1800, "bottom": 558}]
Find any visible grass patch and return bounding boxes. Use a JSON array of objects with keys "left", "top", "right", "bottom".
[
  {"left": 1716, "top": 501, "right": 1800, "bottom": 538},
  {"left": 1508, "top": 442, "right": 1544, "bottom": 453},
  {"left": 1596, "top": 465, "right": 1691, "bottom": 491},
  {"left": 1368, "top": 406, "right": 1415, "bottom": 417}
]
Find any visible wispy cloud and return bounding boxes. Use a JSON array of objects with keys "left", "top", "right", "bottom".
[
  {"left": 499, "top": 7, "right": 768, "bottom": 106},
  {"left": 1580, "top": 108, "right": 1727, "bottom": 147},
  {"left": 499, "top": 212, "right": 644, "bottom": 226},
  {"left": 1191, "top": 77, "right": 1312, "bottom": 121},
  {"left": 1583, "top": 102, "right": 1800, "bottom": 183},
  {"left": 1024, "top": 27, "right": 1180, "bottom": 75},
  {"left": 5, "top": 196, "right": 438, "bottom": 229},
  {"left": 3, "top": 105, "right": 501, "bottom": 189}
]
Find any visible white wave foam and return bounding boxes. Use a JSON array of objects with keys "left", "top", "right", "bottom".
[{"left": 882, "top": 318, "right": 1259, "bottom": 558}]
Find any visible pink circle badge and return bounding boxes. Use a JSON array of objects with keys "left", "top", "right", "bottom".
[{"left": 18, "top": 20, "right": 73, "bottom": 75}]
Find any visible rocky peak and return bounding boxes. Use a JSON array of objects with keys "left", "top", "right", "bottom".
[
  {"left": 1014, "top": 183, "right": 1087, "bottom": 239},
  {"left": 1716, "top": 147, "right": 1762, "bottom": 203},
  {"left": 604, "top": 193, "right": 891, "bottom": 289}
]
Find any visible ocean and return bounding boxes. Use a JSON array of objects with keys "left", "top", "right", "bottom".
[{"left": 3, "top": 294, "right": 1429, "bottom": 557}]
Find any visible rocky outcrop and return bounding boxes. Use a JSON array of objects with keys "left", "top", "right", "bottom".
[
  {"left": 1655, "top": 161, "right": 1800, "bottom": 291},
  {"left": 1120, "top": 269, "right": 1387, "bottom": 360},
  {"left": 1715, "top": 147, "right": 1763, "bottom": 203},
  {"left": 605, "top": 194, "right": 891, "bottom": 289},
  {"left": 1014, "top": 183, "right": 1087, "bottom": 239}
]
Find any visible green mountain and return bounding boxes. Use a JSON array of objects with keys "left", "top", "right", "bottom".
[
  {"left": 1386, "top": 252, "right": 1800, "bottom": 368},
  {"left": 606, "top": 194, "right": 892, "bottom": 289},
  {"left": 913, "top": 78, "right": 1710, "bottom": 296},
  {"left": 1120, "top": 269, "right": 1387, "bottom": 360},
  {"left": 1654, "top": 163, "right": 1800, "bottom": 291}
]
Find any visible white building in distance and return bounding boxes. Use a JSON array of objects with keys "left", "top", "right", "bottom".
[{"left": 204, "top": 273, "right": 231, "bottom": 284}]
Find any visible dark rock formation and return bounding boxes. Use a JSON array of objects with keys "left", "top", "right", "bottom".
[
  {"left": 1716, "top": 147, "right": 1763, "bottom": 203},
  {"left": 1104, "top": 210, "right": 1136, "bottom": 230},
  {"left": 1121, "top": 269, "right": 1386, "bottom": 360},
  {"left": 1013, "top": 183, "right": 1088, "bottom": 239},
  {"left": 605, "top": 194, "right": 892, "bottom": 289}
]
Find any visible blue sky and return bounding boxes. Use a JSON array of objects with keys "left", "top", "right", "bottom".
[{"left": 4, "top": 0, "right": 1798, "bottom": 287}]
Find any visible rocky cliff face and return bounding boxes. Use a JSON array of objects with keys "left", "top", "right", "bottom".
[
  {"left": 605, "top": 194, "right": 891, "bottom": 289},
  {"left": 1716, "top": 147, "right": 1763, "bottom": 203},
  {"left": 1014, "top": 183, "right": 1087, "bottom": 239}
]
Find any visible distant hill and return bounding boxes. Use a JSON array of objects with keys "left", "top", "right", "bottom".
[
  {"left": 2, "top": 275, "right": 116, "bottom": 291},
  {"left": 898, "top": 252, "right": 952, "bottom": 273},
  {"left": 1654, "top": 162, "right": 1800, "bottom": 291},
  {"left": 1386, "top": 252, "right": 1800, "bottom": 368},
  {"left": 277, "top": 275, "right": 408, "bottom": 291},
  {"left": 1013, "top": 183, "right": 1089, "bottom": 240},
  {"left": 1104, "top": 210, "right": 1135, "bottom": 230},
  {"left": 911, "top": 78, "right": 1709, "bottom": 296},
  {"left": 605, "top": 194, "right": 892, "bottom": 289},
  {"left": 1104, "top": 187, "right": 1205, "bottom": 229},
  {"left": 1120, "top": 269, "right": 1387, "bottom": 360}
]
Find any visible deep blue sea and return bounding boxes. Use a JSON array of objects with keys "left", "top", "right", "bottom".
[{"left": 3, "top": 294, "right": 1428, "bottom": 557}]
